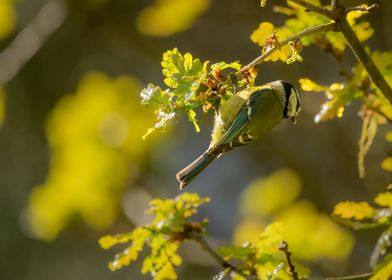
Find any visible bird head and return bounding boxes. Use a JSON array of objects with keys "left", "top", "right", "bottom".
[{"left": 271, "top": 80, "right": 301, "bottom": 124}]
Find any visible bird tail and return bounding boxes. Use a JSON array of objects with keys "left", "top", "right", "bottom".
[{"left": 176, "top": 150, "right": 217, "bottom": 190}]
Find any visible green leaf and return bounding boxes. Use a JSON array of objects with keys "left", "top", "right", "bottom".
[
  {"left": 107, "top": 228, "right": 150, "bottom": 271},
  {"left": 217, "top": 244, "right": 253, "bottom": 261},
  {"left": 210, "top": 61, "right": 242, "bottom": 71},
  {"left": 187, "top": 109, "right": 200, "bottom": 132},
  {"left": 251, "top": 1, "right": 374, "bottom": 61},
  {"left": 155, "top": 109, "right": 176, "bottom": 129},
  {"left": 161, "top": 48, "right": 207, "bottom": 100},
  {"left": 100, "top": 192, "right": 210, "bottom": 276},
  {"left": 255, "top": 221, "right": 284, "bottom": 255},
  {"left": 140, "top": 83, "right": 172, "bottom": 108}
]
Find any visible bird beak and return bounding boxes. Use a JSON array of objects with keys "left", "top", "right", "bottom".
[{"left": 291, "top": 116, "right": 297, "bottom": 124}]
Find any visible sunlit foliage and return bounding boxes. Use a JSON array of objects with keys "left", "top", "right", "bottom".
[
  {"left": 333, "top": 188, "right": 392, "bottom": 274},
  {"left": 141, "top": 48, "right": 254, "bottom": 137},
  {"left": 100, "top": 193, "right": 307, "bottom": 279},
  {"left": 100, "top": 193, "right": 209, "bottom": 279},
  {"left": 219, "top": 221, "right": 310, "bottom": 279},
  {"left": 251, "top": 0, "right": 373, "bottom": 63},
  {"left": 0, "top": 0, "right": 16, "bottom": 39},
  {"left": 137, "top": 0, "right": 210, "bottom": 37},
  {"left": 103, "top": 0, "right": 392, "bottom": 278},
  {"left": 299, "top": 50, "right": 392, "bottom": 177},
  {"left": 236, "top": 169, "right": 353, "bottom": 262},
  {"left": 27, "top": 72, "right": 156, "bottom": 240}
]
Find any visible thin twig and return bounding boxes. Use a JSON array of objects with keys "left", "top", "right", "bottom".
[
  {"left": 188, "top": 231, "right": 254, "bottom": 279},
  {"left": 289, "top": 0, "right": 332, "bottom": 18},
  {"left": 279, "top": 241, "right": 299, "bottom": 280},
  {"left": 331, "top": 0, "right": 339, "bottom": 10},
  {"left": 238, "top": 21, "right": 338, "bottom": 74},
  {"left": 345, "top": 4, "right": 379, "bottom": 13},
  {"left": 285, "top": 0, "right": 392, "bottom": 104},
  {"left": 326, "top": 272, "right": 375, "bottom": 280}
]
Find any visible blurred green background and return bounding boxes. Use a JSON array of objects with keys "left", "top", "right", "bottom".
[{"left": 1, "top": 0, "right": 391, "bottom": 279}]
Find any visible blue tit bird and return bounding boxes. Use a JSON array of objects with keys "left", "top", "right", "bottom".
[{"left": 176, "top": 80, "right": 301, "bottom": 189}]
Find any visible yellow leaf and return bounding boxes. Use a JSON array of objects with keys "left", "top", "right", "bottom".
[
  {"left": 375, "top": 192, "right": 392, "bottom": 208},
  {"left": 370, "top": 260, "right": 392, "bottom": 280},
  {"left": 299, "top": 78, "right": 327, "bottom": 92},
  {"left": 347, "top": 9, "right": 374, "bottom": 43},
  {"left": 154, "top": 263, "right": 178, "bottom": 280},
  {"left": 250, "top": 22, "right": 275, "bottom": 46},
  {"left": 381, "top": 158, "right": 392, "bottom": 172},
  {"left": 314, "top": 83, "right": 363, "bottom": 123},
  {"left": 273, "top": 6, "right": 295, "bottom": 16},
  {"left": 333, "top": 201, "right": 375, "bottom": 220},
  {"left": 255, "top": 221, "right": 284, "bottom": 254},
  {"left": 109, "top": 245, "right": 140, "bottom": 271},
  {"left": 99, "top": 233, "right": 132, "bottom": 249},
  {"left": 386, "top": 131, "right": 392, "bottom": 142}
]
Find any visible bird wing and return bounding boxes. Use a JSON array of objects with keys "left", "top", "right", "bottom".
[
  {"left": 215, "top": 107, "right": 251, "bottom": 147},
  {"left": 215, "top": 88, "right": 268, "bottom": 148}
]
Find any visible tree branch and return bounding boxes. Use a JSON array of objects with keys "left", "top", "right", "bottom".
[
  {"left": 188, "top": 231, "right": 255, "bottom": 280},
  {"left": 338, "top": 17, "right": 392, "bottom": 103},
  {"left": 0, "top": 0, "right": 67, "bottom": 84},
  {"left": 285, "top": 0, "right": 392, "bottom": 103},
  {"left": 239, "top": 22, "right": 338, "bottom": 74},
  {"left": 326, "top": 272, "right": 375, "bottom": 280}
]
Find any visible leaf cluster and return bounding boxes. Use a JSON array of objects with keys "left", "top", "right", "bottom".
[
  {"left": 99, "top": 193, "right": 306, "bottom": 279},
  {"left": 333, "top": 189, "right": 392, "bottom": 277},
  {"left": 299, "top": 50, "right": 392, "bottom": 177},
  {"left": 140, "top": 48, "right": 255, "bottom": 138},
  {"left": 251, "top": 0, "right": 373, "bottom": 64},
  {"left": 217, "top": 221, "right": 309, "bottom": 279},
  {"left": 99, "top": 193, "right": 209, "bottom": 279}
]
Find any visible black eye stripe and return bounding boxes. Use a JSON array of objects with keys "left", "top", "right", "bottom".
[{"left": 282, "top": 82, "right": 292, "bottom": 118}]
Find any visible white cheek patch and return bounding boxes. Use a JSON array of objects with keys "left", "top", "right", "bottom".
[{"left": 288, "top": 90, "right": 298, "bottom": 116}]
